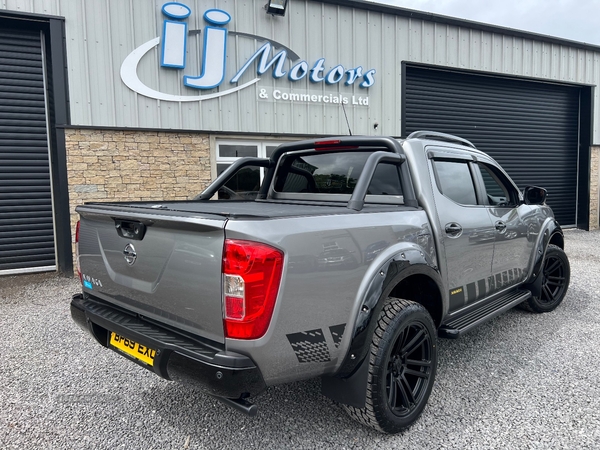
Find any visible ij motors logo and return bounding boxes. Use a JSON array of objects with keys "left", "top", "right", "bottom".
[{"left": 120, "top": 2, "right": 376, "bottom": 102}]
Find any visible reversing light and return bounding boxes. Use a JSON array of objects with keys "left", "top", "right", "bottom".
[
  {"left": 224, "top": 275, "right": 245, "bottom": 320},
  {"left": 222, "top": 239, "right": 284, "bottom": 339}
]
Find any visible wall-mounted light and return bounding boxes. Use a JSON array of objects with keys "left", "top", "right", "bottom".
[{"left": 266, "top": 0, "right": 288, "bottom": 16}]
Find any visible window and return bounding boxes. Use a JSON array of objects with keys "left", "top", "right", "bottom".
[
  {"left": 433, "top": 160, "right": 477, "bottom": 205},
  {"left": 218, "top": 166, "right": 262, "bottom": 200},
  {"left": 477, "top": 163, "right": 517, "bottom": 206},
  {"left": 369, "top": 164, "right": 403, "bottom": 196},
  {"left": 274, "top": 151, "right": 403, "bottom": 197},
  {"left": 276, "top": 152, "right": 364, "bottom": 194},
  {"left": 216, "top": 140, "right": 285, "bottom": 199},
  {"left": 218, "top": 144, "right": 258, "bottom": 158},
  {"left": 216, "top": 140, "right": 285, "bottom": 176}
]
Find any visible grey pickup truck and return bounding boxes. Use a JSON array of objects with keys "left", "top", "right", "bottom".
[{"left": 71, "top": 131, "right": 570, "bottom": 433}]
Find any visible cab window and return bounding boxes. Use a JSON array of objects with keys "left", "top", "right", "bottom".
[
  {"left": 433, "top": 160, "right": 478, "bottom": 205},
  {"left": 276, "top": 151, "right": 403, "bottom": 197},
  {"left": 477, "top": 163, "right": 518, "bottom": 206}
]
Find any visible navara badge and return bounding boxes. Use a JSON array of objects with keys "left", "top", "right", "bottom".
[{"left": 123, "top": 243, "right": 137, "bottom": 266}]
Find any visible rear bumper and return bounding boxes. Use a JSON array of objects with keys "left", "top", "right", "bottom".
[{"left": 70, "top": 293, "right": 266, "bottom": 399}]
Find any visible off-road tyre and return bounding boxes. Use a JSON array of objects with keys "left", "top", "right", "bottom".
[
  {"left": 520, "top": 244, "right": 570, "bottom": 313},
  {"left": 343, "top": 298, "right": 437, "bottom": 434}
]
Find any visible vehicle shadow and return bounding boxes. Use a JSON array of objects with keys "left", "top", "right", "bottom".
[{"left": 139, "top": 377, "right": 390, "bottom": 448}]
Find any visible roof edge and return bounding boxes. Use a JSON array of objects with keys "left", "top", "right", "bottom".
[
  {"left": 313, "top": 0, "right": 600, "bottom": 54},
  {"left": 0, "top": 8, "right": 63, "bottom": 22}
]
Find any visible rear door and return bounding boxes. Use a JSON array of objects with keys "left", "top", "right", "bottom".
[
  {"left": 77, "top": 205, "right": 227, "bottom": 343},
  {"left": 429, "top": 152, "right": 495, "bottom": 312}
]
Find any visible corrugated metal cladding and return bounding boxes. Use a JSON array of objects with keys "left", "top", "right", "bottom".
[
  {"left": 1, "top": 0, "right": 598, "bottom": 141},
  {"left": 0, "top": 29, "right": 55, "bottom": 273},
  {"left": 404, "top": 66, "right": 579, "bottom": 226}
]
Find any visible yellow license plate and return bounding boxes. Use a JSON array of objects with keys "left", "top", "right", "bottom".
[{"left": 109, "top": 332, "right": 156, "bottom": 366}]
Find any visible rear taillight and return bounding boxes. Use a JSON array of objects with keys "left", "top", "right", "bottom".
[
  {"left": 222, "top": 239, "right": 284, "bottom": 340},
  {"left": 75, "top": 220, "right": 82, "bottom": 283}
]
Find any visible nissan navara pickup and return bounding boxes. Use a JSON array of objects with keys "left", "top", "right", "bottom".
[{"left": 71, "top": 131, "right": 570, "bottom": 433}]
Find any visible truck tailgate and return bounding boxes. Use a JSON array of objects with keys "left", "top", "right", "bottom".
[{"left": 77, "top": 205, "right": 227, "bottom": 343}]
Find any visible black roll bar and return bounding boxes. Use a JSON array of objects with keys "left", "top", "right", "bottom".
[
  {"left": 348, "top": 152, "right": 406, "bottom": 211},
  {"left": 260, "top": 136, "right": 419, "bottom": 207},
  {"left": 197, "top": 137, "right": 420, "bottom": 210},
  {"left": 195, "top": 157, "right": 271, "bottom": 200}
]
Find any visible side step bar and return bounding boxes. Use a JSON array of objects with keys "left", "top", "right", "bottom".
[{"left": 438, "top": 289, "right": 531, "bottom": 339}]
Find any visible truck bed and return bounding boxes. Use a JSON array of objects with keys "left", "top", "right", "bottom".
[{"left": 85, "top": 199, "right": 414, "bottom": 219}]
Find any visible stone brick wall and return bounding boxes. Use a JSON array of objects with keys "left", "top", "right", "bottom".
[
  {"left": 591, "top": 146, "right": 600, "bottom": 230},
  {"left": 65, "top": 129, "right": 212, "bottom": 265}
]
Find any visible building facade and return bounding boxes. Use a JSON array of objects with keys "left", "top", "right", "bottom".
[{"left": 0, "top": 0, "right": 598, "bottom": 276}]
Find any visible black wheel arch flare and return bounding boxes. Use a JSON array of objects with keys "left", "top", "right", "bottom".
[
  {"left": 524, "top": 219, "right": 564, "bottom": 298},
  {"left": 321, "top": 252, "right": 443, "bottom": 408}
]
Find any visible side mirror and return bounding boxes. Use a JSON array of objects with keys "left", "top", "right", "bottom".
[{"left": 523, "top": 186, "right": 547, "bottom": 205}]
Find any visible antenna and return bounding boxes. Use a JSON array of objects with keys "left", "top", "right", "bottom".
[{"left": 341, "top": 101, "right": 352, "bottom": 136}]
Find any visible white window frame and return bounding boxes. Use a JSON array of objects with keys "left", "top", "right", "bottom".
[{"left": 216, "top": 139, "right": 286, "bottom": 181}]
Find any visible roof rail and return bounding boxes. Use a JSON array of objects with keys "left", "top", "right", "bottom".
[{"left": 406, "top": 131, "right": 477, "bottom": 149}]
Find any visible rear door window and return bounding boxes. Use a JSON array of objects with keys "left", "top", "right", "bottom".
[{"left": 433, "top": 160, "right": 478, "bottom": 205}]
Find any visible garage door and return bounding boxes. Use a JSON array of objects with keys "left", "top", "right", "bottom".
[
  {"left": 403, "top": 65, "right": 580, "bottom": 226},
  {"left": 0, "top": 29, "right": 55, "bottom": 274}
]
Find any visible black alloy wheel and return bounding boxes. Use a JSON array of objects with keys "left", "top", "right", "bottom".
[
  {"left": 539, "top": 251, "right": 568, "bottom": 305},
  {"left": 343, "top": 298, "right": 437, "bottom": 434},
  {"left": 522, "top": 244, "right": 570, "bottom": 313},
  {"left": 386, "top": 321, "right": 433, "bottom": 416}
]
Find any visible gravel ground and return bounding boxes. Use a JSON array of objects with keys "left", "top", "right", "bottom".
[{"left": 1, "top": 229, "right": 599, "bottom": 449}]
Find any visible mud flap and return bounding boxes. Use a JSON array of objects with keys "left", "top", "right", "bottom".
[
  {"left": 524, "top": 268, "right": 544, "bottom": 298},
  {"left": 321, "top": 354, "right": 370, "bottom": 408}
]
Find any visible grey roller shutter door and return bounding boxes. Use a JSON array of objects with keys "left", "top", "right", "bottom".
[
  {"left": 0, "top": 29, "right": 55, "bottom": 272},
  {"left": 404, "top": 65, "right": 579, "bottom": 226}
]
